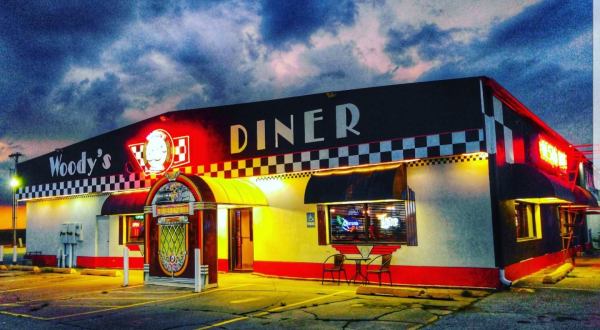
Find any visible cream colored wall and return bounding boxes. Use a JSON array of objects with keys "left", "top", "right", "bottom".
[
  {"left": 250, "top": 176, "right": 338, "bottom": 263},
  {"left": 213, "top": 157, "right": 495, "bottom": 269},
  {"left": 402, "top": 158, "right": 495, "bottom": 268},
  {"left": 242, "top": 158, "right": 495, "bottom": 268},
  {"left": 26, "top": 195, "right": 108, "bottom": 258}
]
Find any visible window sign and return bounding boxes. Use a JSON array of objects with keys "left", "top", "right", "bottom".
[
  {"left": 126, "top": 215, "right": 145, "bottom": 244},
  {"left": 306, "top": 212, "right": 315, "bottom": 228},
  {"left": 329, "top": 202, "right": 413, "bottom": 244}
]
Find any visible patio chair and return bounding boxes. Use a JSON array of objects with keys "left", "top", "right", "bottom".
[
  {"left": 364, "top": 254, "right": 392, "bottom": 286},
  {"left": 321, "top": 254, "right": 348, "bottom": 285}
]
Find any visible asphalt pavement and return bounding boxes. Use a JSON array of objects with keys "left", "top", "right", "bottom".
[
  {"left": 2, "top": 253, "right": 599, "bottom": 329},
  {"left": 427, "top": 253, "right": 600, "bottom": 329},
  {"left": 0, "top": 268, "right": 488, "bottom": 329}
]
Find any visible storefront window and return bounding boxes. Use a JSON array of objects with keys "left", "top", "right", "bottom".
[
  {"left": 119, "top": 214, "right": 145, "bottom": 244},
  {"left": 515, "top": 202, "right": 541, "bottom": 240},
  {"left": 328, "top": 201, "right": 412, "bottom": 244}
]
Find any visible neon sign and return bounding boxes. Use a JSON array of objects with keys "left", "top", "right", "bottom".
[
  {"left": 128, "top": 129, "right": 190, "bottom": 175},
  {"left": 380, "top": 216, "right": 399, "bottom": 230},
  {"left": 336, "top": 215, "right": 359, "bottom": 232},
  {"left": 538, "top": 139, "right": 567, "bottom": 170}
]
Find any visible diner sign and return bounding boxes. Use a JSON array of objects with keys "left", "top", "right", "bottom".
[{"left": 538, "top": 139, "right": 567, "bottom": 170}]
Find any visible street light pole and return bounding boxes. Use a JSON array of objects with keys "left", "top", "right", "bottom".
[{"left": 9, "top": 152, "right": 23, "bottom": 265}]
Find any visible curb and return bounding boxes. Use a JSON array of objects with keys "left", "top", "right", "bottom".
[
  {"left": 8, "top": 265, "right": 41, "bottom": 272},
  {"left": 356, "top": 285, "right": 490, "bottom": 300},
  {"left": 542, "top": 262, "right": 573, "bottom": 284},
  {"left": 80, "top": 269, "right": 122, "bottom": 277},
  {"left": 41, "top": 267, "right": 77, "bottom": 274}
]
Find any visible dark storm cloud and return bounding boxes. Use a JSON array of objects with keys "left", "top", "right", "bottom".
[
  {"left": 0, "top": 1, "right": 135, "bottom": 139},
  {"left": 406, "top": 0, "right": 592, "bottom": 145},
  {"left": 259, "top": 0, "right": 357, "bottom": 47},
  {"left": 49, "top": 73, "right": 127, "bottom": 136},
  {"left": 386, "top": 24, "right": 463, "bottom": 67},
  {"left": 135, "top": 0, "right": 224, "bottom": 19},
  {"left": 485, "top": 0, "right": 591, "bottom": 51}
]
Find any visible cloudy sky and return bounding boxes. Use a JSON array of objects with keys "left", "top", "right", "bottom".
[{"left": 0, "top": 0, "right": 593, "bottom": 203}]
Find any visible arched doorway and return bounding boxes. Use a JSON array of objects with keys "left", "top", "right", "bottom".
[{"left": 144, "top": 173, "right": 218, "bottom": 285}]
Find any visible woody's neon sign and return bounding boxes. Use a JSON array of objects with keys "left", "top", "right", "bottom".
[{"left": 538, "top": 139, "right": 567, "bottom": 170}]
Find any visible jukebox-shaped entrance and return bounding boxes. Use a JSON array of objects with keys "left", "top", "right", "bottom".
[{"left": 145, "top": 174, "right": 218, "bottom": 284}]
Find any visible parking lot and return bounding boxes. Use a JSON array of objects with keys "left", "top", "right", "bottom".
[{"left": 0, "top": 269, "right": 489, "bottom": 329}]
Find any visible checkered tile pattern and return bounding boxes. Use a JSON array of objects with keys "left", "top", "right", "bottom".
[
  {"left": 129, "top": 143, "right": 145, "bottom": 170},
  {"left": 197, "top": 128, "right": 485, "bottom": 178},
  {"left": 173, "top": 136, "right": 189, "bottom": 164},
  {"left": 17, "top": 128, "right": 485, "bottom": 200}
]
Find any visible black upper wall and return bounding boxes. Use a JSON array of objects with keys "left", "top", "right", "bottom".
[{"left": 18, "top": 77, "right": 485, "bottom": 187}]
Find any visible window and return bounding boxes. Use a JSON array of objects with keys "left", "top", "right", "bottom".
[
  {"left": 328, "top": 201, "right": 416, "bottom": 244},
  {"left": 119, "top": 215, "right": 145, "bottom": 245},
  {"left": 515, "top": 202, "right": 541, "bottom": 240}
]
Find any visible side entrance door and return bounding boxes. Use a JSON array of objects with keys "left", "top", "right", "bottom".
[
  {"left": 228, "top": 208, "right": 253, "bottom": 271},
  {"left": 96, "top": 215, "right": 110, "bottom": 256}
]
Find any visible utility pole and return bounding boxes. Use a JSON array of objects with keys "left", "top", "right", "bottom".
[{"left": 9, "top": 152, "right": 23, "bottom": 264}]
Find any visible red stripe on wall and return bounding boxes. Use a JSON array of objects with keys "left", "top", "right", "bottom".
[
  {"left": 31, "top": 255, "right": 57, "bottom": 267},
  {"left": 504, "top": 250, "right": 565, "bottom": 281},
  {"left": 253, "top": 260, "right": 500, "bottom": 288},
  {"left": 77, "top": 256, "right": 144, "bottom": 269},
  {"left": 218, "top": 259, "right": 228, "bottom": 272}
]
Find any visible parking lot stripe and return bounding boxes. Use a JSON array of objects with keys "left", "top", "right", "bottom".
[
  {"left": 0, "top": 277, "right": 109, "bottom": 293},
  {"left": 230, "top": 297, "right": 263, "bottom": 304},
  {"left": 0, "top": 310, "right": 50, "bottom": 321},
  {"left": 41, "top": 284, "right": 252, "bottom": 320},
  {"left": 198, "top": 316, "right": 249, "bottom": 329},
  {"left": 266, "top": 290, "right": 352, "bottom": 312},
  {"left": 57, "top": 304, "right": 125, "bottom": 308},
  {"left": 73, "top": 297, "right": 166, "bottom": 300},
  {"left": 197, "top": 290, "right": 351, "bottom": 330},
  {"left": 7, "top": 284, "right": 145, "bottom": 304}
]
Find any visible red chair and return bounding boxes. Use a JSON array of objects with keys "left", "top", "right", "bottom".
[
  {"left": 321, "top": 254, "right": 348, "bottom": 285},
  {"left": 364, "top": 254, "right": 392, "bottom": 286}
]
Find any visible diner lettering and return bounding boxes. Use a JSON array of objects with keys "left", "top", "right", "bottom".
[{"left": 230, "top": 103, "right": 360, "bottom": 154}]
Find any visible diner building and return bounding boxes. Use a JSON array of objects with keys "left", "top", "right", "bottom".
[{"left": 17, "top": 77, "right": 597, "bottom": 288}]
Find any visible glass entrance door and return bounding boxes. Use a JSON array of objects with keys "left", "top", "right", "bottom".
[{"left": 228, "top": 208, "right": 253, "bottom": 271}]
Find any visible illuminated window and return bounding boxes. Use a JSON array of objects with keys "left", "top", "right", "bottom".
[
  {"left": 515, "top": 202, "right": 542, "bottom": 240},
  {"left": 328, "top": 201, "right": 416, "bottom": 244},
  {"left": 119, "top": 215, "right": 145, "bottom": 244}
]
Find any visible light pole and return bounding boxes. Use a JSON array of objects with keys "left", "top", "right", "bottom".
[{"left": 9, "top": 152, "right": 23, "bottom": 265}]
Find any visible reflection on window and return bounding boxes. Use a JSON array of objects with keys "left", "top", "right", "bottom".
[
  {"left": 328, "top": 201, "right": 414, "bottom": 244},
  {"left": 515, "top": 202, "right": 541, "bottom": 241}
]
